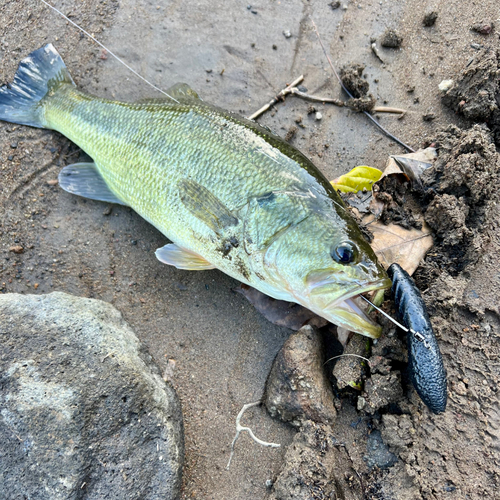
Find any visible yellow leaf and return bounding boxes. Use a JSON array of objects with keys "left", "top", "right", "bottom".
[{"left": 331, "top": 166, "right": 383, "bottom": 193}]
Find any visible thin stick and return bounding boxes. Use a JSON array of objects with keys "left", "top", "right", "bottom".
[
  {"left": 309, "top": 17, "right": 414, "bottom": 153},
  {"left": 373, "top": 106, "right": 406, "bottom": 115},
  {"left": 226, "top": 401, "right": 280, "bottom": 470},
  {"left": 39, "top": 0, "right": 179, "bottom": 103},
  {"left": 247, "top": 75, "right": 304, "bottom": 120},
  {"left": 289, "top": 88, "right": 345, "bottom": 106}
]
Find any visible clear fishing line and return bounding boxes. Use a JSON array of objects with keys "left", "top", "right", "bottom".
[{"left": 38, "top": 0, "right": 179, "bottom": 103}]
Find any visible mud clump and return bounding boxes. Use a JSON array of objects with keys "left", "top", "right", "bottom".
[
  {"left": 441, "top": 44, "right": 500, "bottom": 146},
  {"left": 340, "top": 63, "right": 376, "bottom": 112},
  {"left": 270, "top": 420, "right": 363, "bottom": 500},
  {"left": 373, "top": 176, "right": 423, "bottom": 230},
  {"left": 380, "top": 29, "right": 403, "bottom": 48},
  {"left": 424, "top": 194, "right": 470, "bottom": 246},
  {"left": 423, "top": 11, "right": 438, "bottom": 27}
]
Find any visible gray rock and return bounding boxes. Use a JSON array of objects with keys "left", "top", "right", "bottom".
[
  {"left": 0, "top": 292, "right": 183, "bottom": 500},
  {"left": 264, "top": 326, "right": 337, "bottom": 428}
]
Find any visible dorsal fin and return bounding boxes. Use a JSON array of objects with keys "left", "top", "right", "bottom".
[{"left": 166, "top": 83, "right": 200, "bottom": 100}]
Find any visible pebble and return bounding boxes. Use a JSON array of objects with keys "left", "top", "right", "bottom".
[
  {"left": 471, "top": 22, "right": 494, "bottom": 35},
  {"left": 438, "top": 79, "right": 454, "bottom": 92},
  {"left": 283, "top": 30, "right": 291, "bottom": 38},
  {"left": 329, "top": 0, "right": 341, "bottom": 9},
  {"left": 315, "top": 112, "right": 322, "bottom": 121}
]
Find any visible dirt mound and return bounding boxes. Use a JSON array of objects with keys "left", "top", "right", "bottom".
[
  {"left": 419, "top": 124, "right": 500, "bottom": 274},
  {"left": 441, "top": 44, "right": 500, "bottom": 147}
]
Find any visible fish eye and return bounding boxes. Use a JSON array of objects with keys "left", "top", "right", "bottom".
[{"left": 331, "top": 242, "right": 357, "bottom": 264}]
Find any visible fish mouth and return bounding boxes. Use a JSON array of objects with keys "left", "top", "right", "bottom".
[{"left": 307, "top": 277, "right": 392, "bottom": 338}]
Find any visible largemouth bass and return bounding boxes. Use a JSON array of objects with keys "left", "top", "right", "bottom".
[{"left": 0, "top": 44, "right": 391, "bottom": 337}]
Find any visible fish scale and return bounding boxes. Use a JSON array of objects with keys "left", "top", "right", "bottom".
[{"left": 0, "top": 43, "right": 391, "bottom": 337}]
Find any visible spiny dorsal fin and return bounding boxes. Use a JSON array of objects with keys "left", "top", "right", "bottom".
[
  {"left": 58, "top": 162, "right": 128, "bottom": 206},
  {"left": 166, "top": 83, "right": 200, "bottom": 100}
]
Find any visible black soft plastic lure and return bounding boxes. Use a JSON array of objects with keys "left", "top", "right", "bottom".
[{"left": 388, "top": 263, "right": 447, "bottom": 414}]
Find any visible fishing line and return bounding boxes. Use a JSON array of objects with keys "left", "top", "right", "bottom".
[
  {"left": 359, "top": 295, "right": 431, "bottom": 348},
  {"left": 38, "top": 1, "right": 352, "bottom": 217},
  {"left": 38, "top": 0, "right": 179, "bottom": 103}
]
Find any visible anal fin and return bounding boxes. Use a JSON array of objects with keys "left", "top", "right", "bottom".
[
  {"left": 155, "top": 243, "right": 215, "bottom": 270},
  {"left": 58, "top": 162, "right": 128, "bottom": 206}
]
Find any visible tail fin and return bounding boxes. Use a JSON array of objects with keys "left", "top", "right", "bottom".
[{"left": 0, "top": 44, "right": 75, "bottom": 129}]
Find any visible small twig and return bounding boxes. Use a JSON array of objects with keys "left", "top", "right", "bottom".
[
  {"left": 247, "top": 75, "right": 304, "bottom": 120},
  {"left": 289, "top": 88, "right": 345, "bottom": 106},
  {"left": 309, "top": 17, "right": 414, "bottom": 153},
  {"left": 372, "top": 106, "right": 407, "bottom": 115},
  {"left": 226, "top": 401, "right": 280, "bottom": 470},
  {"left": 324, "top": 353, "right": 371, "bottom": 365}
]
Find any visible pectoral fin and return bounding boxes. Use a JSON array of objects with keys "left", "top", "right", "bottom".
[
  {"left": 59, "top": 163, "right": 128, "bottom": 206},
  {"left": 155, "top": 243, "right": 215, "bottom": 270},
  {"left": 179, "top": 179, "right": 238, "bottom": 235}
]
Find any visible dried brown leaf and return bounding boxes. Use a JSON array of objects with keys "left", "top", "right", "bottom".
[{"left": 365, "top": 216, "right": 434, "bottom": 275}]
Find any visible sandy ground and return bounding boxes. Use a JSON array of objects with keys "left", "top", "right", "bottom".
[{"left": 1, "top": 1, "right": 499, "bottom": 499}]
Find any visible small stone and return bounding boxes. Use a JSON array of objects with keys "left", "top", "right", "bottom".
[
  {"left": 471, "top": 21, "right": 494, "bottom": 35},
  {"left": 380, "top": 29, "right": 403, "bottom": 48},
  {"left": 453, "top": 381, "right": 467, "bottom": 395},
  {"left": 423, "top": 11, "right": 438, "bottom": 27},
  {"left": 438, "top": 79, "right": 454, "bottom": 92},
  {"left": 9, "top": 245, "right": 24, "bottom": 254},
  {"left": 102, "top": 205, "right": 112, "bottom": 216},
  {"left": 315, "top": 112, "right": 322, "bottom": 121},
  {"left": 283, "top": 30, "right": 291, "bottom": 38},
  {"left": 423, "top": 112, "right": 436, "bottom": 121},
  {"left": 10, "top": 142, "right": 17, "bottom": 149},
  {"left": 329, "top": 0, "right": 341, "bottom": 9},
  {"left": 357, "top": 396, "right": 366, "bottom": 410},
  {"left": 272, "top": 44, "right": 277, "bottom": 50},
  {"left": 264, "top": 326, "right": 337, "bottom": 427},
  {"left": 265, "top": 479, "right": 273, "bottom": 489}
]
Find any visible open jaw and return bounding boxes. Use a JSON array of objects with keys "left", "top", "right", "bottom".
[{"left": 323, "top": 279, "right": 392, "bottom": 338}]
